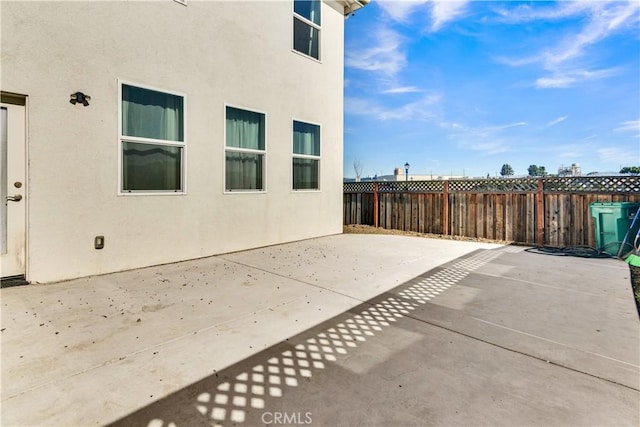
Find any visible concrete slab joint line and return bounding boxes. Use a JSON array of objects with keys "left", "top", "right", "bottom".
[
  {"left": 113, "top": 244, "right": 638, "bottom": 427},
  {"left": 127, "top": 249, "right": 507, "bottom": 427},
  {"left": 1, "top": 235, "right": 504, "bottom": 426}
]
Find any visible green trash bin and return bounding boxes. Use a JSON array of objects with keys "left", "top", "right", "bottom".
[{"left": 590, "top": 202, "right": 640, "bottom": 256}]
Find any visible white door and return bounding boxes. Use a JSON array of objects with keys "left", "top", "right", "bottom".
[{"left": 1, "top": 102, "right": 26, "bottom": 278}]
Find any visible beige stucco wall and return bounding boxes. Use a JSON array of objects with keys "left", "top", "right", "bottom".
[{"left": 1, "top": 1, "right": 346, "bottom": 283}]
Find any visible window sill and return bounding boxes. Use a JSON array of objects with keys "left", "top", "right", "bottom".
[
  {"left": 224, "top": 190, "right": 267, "bottom": 194},
  {"left": 291, "top": 49, "right": 322, "bottom": 64},
  {"left": 118, "top": 191, "right": 187, "bottom": 196}
]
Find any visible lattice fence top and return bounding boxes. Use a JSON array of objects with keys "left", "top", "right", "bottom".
[
  {"left": 344, "top": 182, "right": 375, "bottom": 193},
  {"left": 542, "top": 176, "right": 640, "bottom": 193},
  {"left": 344, "top": 176, "right": 640, "bottom": 194},
  {"left": 448, "top": 179, "right": 539, "bottom": 192},
  {"left": 343, "top": 180, "right": 444, "bottom": 193},
  {"left": 379, "top": 180, "right": 445, "bottom": 193}
]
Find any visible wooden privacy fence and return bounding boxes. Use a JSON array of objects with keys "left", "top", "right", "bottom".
[{"left": 344, "top": 176, "right": 640, "bottom": 247}]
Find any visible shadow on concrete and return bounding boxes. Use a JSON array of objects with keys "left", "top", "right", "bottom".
[
  {"left": 108, "top": 249, "right": 501, "bottom": 427},
  {"left": 107, "top": 247, "right": 640, "bottom": 427}
]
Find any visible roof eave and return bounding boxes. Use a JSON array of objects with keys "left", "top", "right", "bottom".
[{"left": 339, "top": 0, "right": 370, "bottom": 17}]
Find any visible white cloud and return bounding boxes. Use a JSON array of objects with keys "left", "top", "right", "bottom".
[
  {"left": 345, "top": 93, "right": 441, "bottom": 121},
  {"left": 467, "top": 140, "right": 510, "bottom": 155},
  {"left": 535, "top": 67, "right": 622, "bottom": 88},
  {"left": 376, "top": 0, "right": 469, "bottom": 31},
  {"left": 489, "top": 122, "right": 527, "bottom": 131},
  {"left": 543, "top": 1, "right": 639, "bottom": 66},
  {"left": 431, "top": 1, "right": 469, "bottom": 32},
  {"left": 376, "top": 0, "right": 429, "bottom": 23},
  {"left": 597, "top": 146, "right": 638, "bottom": 163},
  {"left": 381, "top": 86, "right": 423, "bottom": 94},
  {"left": 535, "top": 75, "right": 577, "bottom": 89},
  {"left": 614, "top": 119, "right": 640, "bottom": 136},
  {"left": 445, "top": 120, "right": 527, "bottom": 156},
  {"left": 493, "top": 55, "right": 537, "bottom": 68},
  {"left": 345, "top": 25, "right": 406, "bottom": 76},
  {"left": 498, "top": 1, "right": 639, "bottom": 88},
  {"left": 494, "top": 1, "right": 594, "bottom": 24},
  {"left": 546, "top": 115, "right": 568, "bottom": 127}
]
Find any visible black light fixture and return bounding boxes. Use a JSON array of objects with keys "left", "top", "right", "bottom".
[
  {"left": 70, "top": 91, "right": 91, "bottom": 106},
  {"left": 404, "top": 162, "right": 410, "bottom": 182}
]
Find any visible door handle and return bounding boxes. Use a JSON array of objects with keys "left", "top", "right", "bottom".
[{"left": 6, "top": 194, "right": 22, "bottom": 202}]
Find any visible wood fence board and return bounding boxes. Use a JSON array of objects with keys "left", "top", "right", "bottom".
[
  {"left": 564, "top": 194, "right": 572, "bottom": 246},
  {"left": 528, "top": 193, "right": 536, "bottom": 244},
  {"left": 476, "top": 194, "right": 484, "bottom": 238},
  {"left": 468, "top": 193, "right": 477, "bottom": 237},
  {"left": 495, "top": 196, "right": 504, "bottom": 240},
  {"left": 402, "top": 193, "right": 411, "bottom": 231},
  {"left": 504, "top": 194, "right": 513, "bottom": 241},
  {"left": 449, "top": 194, "right": 456, "bottom": 235},
  {"left": 350, "top": 194, "right": 356, "bottom": 224},
  {"left": 389, "top": 194, "right": 395, "bottom": 230},
  {"left": 585, "top": 194, "right": 597, "bottom": 247},
  {"left": 547, "top": 194, "right": 557, "bottom": 246},
  {"left": 411, "top": 194, "right": 419, "bottom": 231},
  {"left": 524, "top": 194, "right": 530, "bottom": 241},
  {"left": 571, "top": 194, "right": 583, "bottom": 245},
  {"left": 559, "top": 194, "right": 569, "bottom": 246},
  {"left": 418, "top": 194, "right": 425, "bottom": 233},
  {"left": 460, "top": 194, "right": 467, "bottom": 236},
  {"left": 511, "top": 194, "right": 518, "bottom": 242},
  {"left": 464, "top": 194, "right": 472, "bottom": 237},
  {"left": 451, "top": 193, "right": 459, "bottom": 236},
  {"left": 378, "top": 194, "right": 384, "bottom": 228},
  {"left": 520, "top": 193, "right": 528, "bottom": 241},
  {"left": 386, "top": 194, "right": 392, "bottom": 229},
  {"left": 482, "top": 196, "right": 489, "bottom": 239},
  {"left": 429, "top": 193, "right": 438, "bottom": 234},
  {"left": 551, "top": 194, "right": 557, "bottom": 246}
]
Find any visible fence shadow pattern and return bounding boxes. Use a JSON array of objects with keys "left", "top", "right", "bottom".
[
  {"left": 344, "top": 176, "right": 640, "bottom": 248},
  {"left": 111, "top": 248, "right": 510, "bottom": 427}
]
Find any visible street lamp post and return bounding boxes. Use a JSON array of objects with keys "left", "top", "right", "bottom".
[{"left": 404, "top": 162, "right": 410, "bottom": 182}]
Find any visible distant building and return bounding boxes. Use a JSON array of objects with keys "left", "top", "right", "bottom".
[
  {"left": 558, "top": 163, "right": 582, "bottom": 177},
  {"left": 345, "top": 167, "right": 464, "bottom": 182}
]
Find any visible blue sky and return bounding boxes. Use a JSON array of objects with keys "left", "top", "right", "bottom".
[{"left": 343, "top": 0, "right": 640, "bottom": 178}]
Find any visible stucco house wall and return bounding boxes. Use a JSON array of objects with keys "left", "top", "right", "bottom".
[{"left": 1, "top": 1, "right": 348, "bottom": 283}]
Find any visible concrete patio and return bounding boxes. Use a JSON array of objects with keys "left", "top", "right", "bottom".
[{"left": 1, "top": 234, "right": 638, "bottom": 426}]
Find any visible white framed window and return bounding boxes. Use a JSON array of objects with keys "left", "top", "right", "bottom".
[
  {"left": 225, "top": 106, "right": 266, "bottom": 192},
  {"left": 293, "top": 0, "right": 321, "bottom": 60},
  {"left": 292, "top": 120, "right": 320, "bottom": 191},
  {"left": 119, "top": 81, "right": 186, "bottom": 194}
]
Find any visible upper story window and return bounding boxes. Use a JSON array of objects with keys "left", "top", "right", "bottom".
[
  {"left": 292, "top": 120, "right": 320, "bottom": 190},
  {"left": 119, "top": 82, "right": 185, "bottom": 193},
  {"left": 293, "top": 0, "right": 321, "bottom": 60},
  {"left": 225, "top": 106, "right": 266, "bottom": 192}
]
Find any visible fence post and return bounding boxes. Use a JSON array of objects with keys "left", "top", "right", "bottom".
[
  {"left": 443, "top": 180, "right": 449, "bottom": 235},
  {"left": 536, "top": 179, "right": 544, "bottom": 246},
  {"left": 373, "top": 183, "right": 379, "bottom": 228}
]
